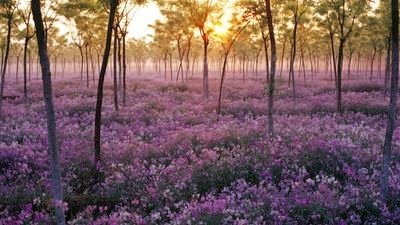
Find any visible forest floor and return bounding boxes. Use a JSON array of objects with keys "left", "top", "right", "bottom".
[{"left": 1, "top": 73, "right": 400, "bottom": 224}]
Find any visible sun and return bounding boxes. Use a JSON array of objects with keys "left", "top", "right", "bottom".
[
  {"left": 214, "top": 22, "right": 230, "bottom": 36},
  {"left": 213, "top": 8, "right": 233, "bottom": 36}
]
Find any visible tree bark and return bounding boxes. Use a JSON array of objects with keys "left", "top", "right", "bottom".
[
  {"left": 265, "top": 0, "right": 276, "bottom": 136},
  {"left": 0, "top": 13, "right": 12, "bottom": 117},
  {"left": 94, "top": 0, "right": 118, "bottom": 166},
  {"left": 384, "top": 36, "right": 391, "bottom": 98},
  {"left": 31, "top": 1, "right": 66, "bottom": 224},
  {"left": 370, "top": 47, "right": 377, "bottom": 81},
  {"left": 280, "top": 38, "right": 286, "bottom": 79},
  {"left": 201, "top": 30, "right": 209, "bottom": 99},
  {"left": 85, "top": 44, "right": 89, "bottom": 88},
  {"left": 337, "top": 39, "right": 345, "bottom": 114},
  {"left": 113, "top": 26, "right": 119, "bottom": 112},
  {"left": 122, "top": 34, "right": 127, "bottom": 106},
  {"left": 381, "top": 0, "right": 399, "bottom": 202}
]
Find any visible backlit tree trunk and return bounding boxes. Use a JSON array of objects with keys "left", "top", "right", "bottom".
[{"left": 94, "top": 0, "right": 118, "bottom": 166}]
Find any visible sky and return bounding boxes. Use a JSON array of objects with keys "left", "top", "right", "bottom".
[
  {"left": 19, "top": 0, "right": 380, "bottom": 41},
  {"left": 127, "top": 2, "right": 162, "bottom": 40}
]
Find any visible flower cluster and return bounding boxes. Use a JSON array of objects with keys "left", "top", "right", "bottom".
[{"left": 0, "top": 77, "right": 399, "bottom": 224}]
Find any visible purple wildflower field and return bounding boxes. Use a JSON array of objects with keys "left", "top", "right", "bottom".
[{"left": 1, "top": 74, "right": 400, "bottom": 224}]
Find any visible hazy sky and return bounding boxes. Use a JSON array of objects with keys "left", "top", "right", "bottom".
[{"left": 127, "top": 2, "right": 162, "bottom": 40}]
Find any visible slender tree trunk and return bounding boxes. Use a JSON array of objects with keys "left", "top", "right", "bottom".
[
  {"left": 28, "top": 49, "right": 31, "bottom": 81},
  {"left": 122, "top": 34, "right": 127, "bottom": 106},
  {"left": 385, "top": 36, "right": 392, "bottom": 97},
  {"left": 255, "top": 51, "right": 260, "bottom": 79},
  {"left": 289, "top": 19, "right": 298, "bottom": 99},
  {"left": 381, "top": 0, "right": 399, "bottom": 201},
  {"left": 85, "top": 44, "right": 89, "bottom": 88},
  {"left": 191, "top": 56, "right": 196, "bottom": 78},
  {"left": 23, "top": 37, "right": 30, "bottom": 100},
  {"left": 301, "top": 47, "right": 306, "bottom": 82},
  {"left": 31, "top": 1, "right": 66, "bottom": 224},
  {"left": 169, "top": 53, "right": 173, "bottom": 81},
  {"left": 381, "top": 0, "right": 399, "bottom": 202},
  {"left": 117, "top": 35, "right": 122, "bottom": 90},
  {"left": 79, "top": 47, "right": 83, "bottom": 82},
  {"left": 370, "top": 47, "right": 377, "bottom": 81},
  {"left": 265, "top": 0, "right": 276, "bottom": 136},
  {"left": 337, "top": 39, "right": 345, "bottom": 114},
  {"left": 0, "top": 48, "right": 3, "bottom": 77},
  {"left": 94, "top": 0, "right": 118, "bottom": 166},
  {"left": 280, "top": 38, "right": 286, "bottom": 78},
  {"left": 330, "top": 31, "right": 338, "bottom": 88},
  {"left": 90, "top": 48, "right": 95, "bottom": 83},
  {"left": 262, "top": 32, "right": 270, "bottom": 83},
  {"left": 185, "top": 36, "right": 192, "bottom": 81},
  {"left": 16, "top": 56, "right": 20, "bottom": 84},
  {"left": 202, "top": 34, "right": 209, "bottom": 99},
  {"left": 113, "top": 27, "right": 119, "bottom": 111},
  {"left": 347, "top": 52, "right": 353, "bottom": 80},
  {"left": 308, "top": 49, "right": 314, "bottom": 80},
  {"left": 0, "top": 14, "right": 12, "bottom": 117}
]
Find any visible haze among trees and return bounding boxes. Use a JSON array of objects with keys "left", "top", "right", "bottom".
[{"left": 0, "top": 0, "right": 400, "bottom": 224}]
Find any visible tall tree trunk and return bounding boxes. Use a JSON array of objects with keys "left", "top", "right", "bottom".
[
  {"left": 0, "top": 14, "right": 12, "bottom": 117},
  {"left": 16, "top": 56, "right": 20, "bottom": 84},
  {"left": 94, "top": 0, "right": 118, "bottom": 166},
  {"left": 370, "top": 47, "right": 377, "bottom": 81},
  {"left": 381, "top": 0, "right": 399, "bottom": 202},
  {"left": 330, "top": 31, "right": 338, "bottom": 88},
  {"left": 185, "top": 35, "right": 192, "bottom": 81},
  {"left": 113, "top": 27, "right": 119, "bottom": 111},
  {"left": 85, "top": 44, "right": 89, "bottom": 88},
  {"left": 122, "top": 34, "right": 127, "bottom": 106},
  {"left": 0, "top": 48, "right": 3, "bottom": 77},
  {"left": 261, "top": 31, "right": 270, "bottom": 83},
  {"left": 90, "top": 48, "right": 95, "bottom": 83},
  {"left": 23, "top": 36, "right": 30, "bottom": 100},
  {"left": 31, "top": 1, "right": 66, "bottom": 224},
  {"left": 28, "top": 49, "right": 31, "bottom": 81},
  {"left": 265, "top": 0, "right": 276, "bottom": 136},
  {"left": 117, "top": 35, "right": 122, "bottom": 90},
  {"left": 289, "top": 19, "right": 298, "bottom": 99},
  {"left": 169, "top": 53, "right": 173, "bottom": 81},
  {"left": 280, "top": 38, "right": 286, "bottom": 78},
  {"left": 337, "top": 39, "right": 345, "bottom": 114},
  {"left": 347, "top": 52, "right": 353, "bottom": 80},
  {"left": 384, "top": 36, "right": 392, "bottom": 97},
  {"left": 164, "top": 55, "right": 167, "bottom": 80},
  {"left": 202, "top": 33, "right": 209, "bottom": 99},
  {"left": 301, "top": 47, "right": 306, "bottom": 82},
  {"left": 79, "top": 47, "right": 84, "bottom": 82}
]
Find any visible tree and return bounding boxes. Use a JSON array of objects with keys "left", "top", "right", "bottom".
[
  {"left": 282, "top": 0, "right": 312, "bottom": 99},
  {"left": 162, "top": 0, "right": 225, "bottom": 99},
  {"left": 238, "top": 0, "right": 271, "bottom": 82},
  {"left": 31, "top": 0, "right": 66, "bottom": 224},
  {"left": 375, "top": 0, "right": 391, "bottom": 97},
  {"left": 217, "top": 12, "right": 251, "bottom": 114},
  {"left": 16, "top": 1, "right": 36, "bottom": 100},
  {"left": 94, "top": 0, "right": 118, "bottom": 166},
  {"left": 381, "top": 0, "right": 398, "bottom": 203},
  {"left": 317, "top": 0, "right": 369, "bottom": 113},
  {"left": 265, "top": 0, "right": 276, "bottom": 136},
  {"left": 150, "top": 21, "right": 174, "bottom": 80},
  {"left": 0, "top": 0, "right": 16, "bottom": 117}
]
